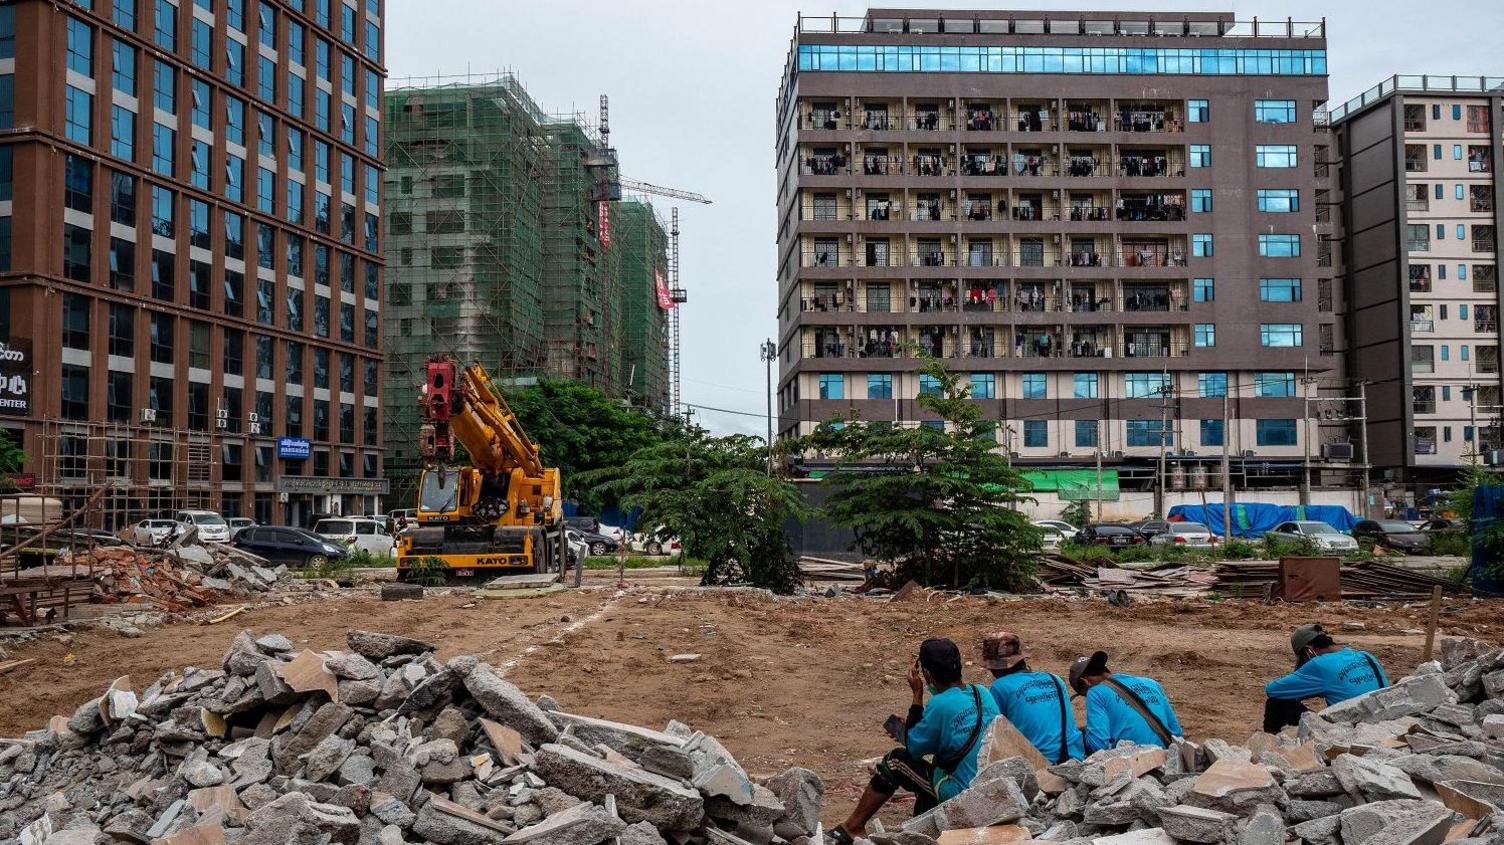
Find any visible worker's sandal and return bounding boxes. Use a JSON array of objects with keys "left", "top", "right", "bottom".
[{"left": 826, "top": 826, "right": 855, "bottom": 845}]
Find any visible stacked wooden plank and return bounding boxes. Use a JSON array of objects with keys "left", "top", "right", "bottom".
[
  {"left": 1339, "top": 561, "right": 1468, "bottom": 600},
  {"left": 797, "top": 556, "right": 867, "bottom": 582}
]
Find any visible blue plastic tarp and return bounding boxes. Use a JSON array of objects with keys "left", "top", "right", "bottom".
[
  {"left": 1166, "top": 503, "right": 1358, "bottom": 539},
  {"left": 1472, "top": 486, "right": 1504, "bottom": 596}
]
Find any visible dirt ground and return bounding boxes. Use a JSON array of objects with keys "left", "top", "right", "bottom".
[{"left": 3, "top": 587, "right": 1500, "bottom": 824}]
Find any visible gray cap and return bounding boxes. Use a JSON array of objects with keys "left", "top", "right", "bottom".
[{"left": 1290, "top": 623, "right": 1329, "bottom": 657}]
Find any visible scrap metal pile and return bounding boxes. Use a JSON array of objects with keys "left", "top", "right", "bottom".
[{"left": 1, "top": 629, "right": 824, "bottom": 845}]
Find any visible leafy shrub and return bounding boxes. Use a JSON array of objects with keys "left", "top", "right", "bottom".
[
  {"left": 401, "top": 556, "right": 448, "bottom": 587},
  {"left": 1264, "top": 535, "right": 1323, "bottom": 558},
  {"left": 1422, "top": 531, "right": 1470, "bottom": 557},
  {"left": 1218, "top": 539, "right": 1259, "bottom": 560}
]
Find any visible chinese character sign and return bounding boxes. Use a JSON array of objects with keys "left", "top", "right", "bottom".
[{"left": 655, "top": 269, "right": 674, "bottom": 310}]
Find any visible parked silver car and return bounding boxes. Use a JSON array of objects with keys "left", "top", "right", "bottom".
[
  {"left": 1264, "top": 520, "right": 1359, "bottom": 552},
  {"left": 1149, "top": 522, "right": 1219, "bottom": 548}
]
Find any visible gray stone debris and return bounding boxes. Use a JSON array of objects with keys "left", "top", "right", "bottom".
[{"left": 0, "top": 627, "right": 823, "bottom": 845}]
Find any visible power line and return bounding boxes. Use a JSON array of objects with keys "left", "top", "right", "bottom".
[{"left": 683, "top": 401, "right": 769, "bottom": 419}]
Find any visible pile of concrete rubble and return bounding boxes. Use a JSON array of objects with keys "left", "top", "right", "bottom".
[
  {"left": 63, "top": 543, "right": 296, "bottom": 610},
  {"left": 857, "top": 636, "right": 1504, "bottom": 845},
  {"left": 0, "top": 629, "right": 825, "bottom": 845}
]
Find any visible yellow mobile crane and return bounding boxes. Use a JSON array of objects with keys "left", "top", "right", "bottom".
[{"left": 397, "top": 355, "right": 565, "bottom": 577}]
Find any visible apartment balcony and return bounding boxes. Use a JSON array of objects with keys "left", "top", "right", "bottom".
[
  {"left": 1475, "top": 240, "right": 1497, "bottom": 254},
  {"left": 1114, "top": 109, "right": 1183, "bottom": 133},
  {"left": 1118, "top": 155, "right": 1182, "bottom": 178},
  {"left": 1414, "top": 439, "right": 1438, "bottom": 456},
  {"left": 801, "top": 156, "right": 849, "bottom": 176},
  {"left": 1115, "top": 198, "right": 1187, "bottom": 222},
  {"left": 1469, "top": 149, "right": 1492, "bottom": 172},
  {"left": 1065, "top": 110, "right": 1107, "bottom": 133},
  {"left": 802, "top": 111, "right": 846, "bottom": 131},
  {"left": 1122, "top": 286, "right": 1189, "bottom": 312},
  {"left": 1122, "top": 331, "right": 1190, "bottom": 359},
  {"left": 801, "top": 249, "right": 849, "bottom": 268},
  {"left": 1411, "top": 318, "right": 1435, "bottom": 333},
  {"left": 1477, "top": 320, "right": 1499, "bottom": 333},
  {"left": 1064, "top": 156, "right": 1108, "bottom": 178},
  {"left": 1405, "top": 158, "right": 1426, "bottom": 173},
  {"left": 801, "top": 292, "right": 852, "bottom": 313},
  {"left": 1067, "top": 205, "right": 1113, "bottom": 222},
  {"left": 1012, "top": 110, "right": 1056, "bottom": 132},
  {"left": 963, "top": 108, "right": 1003, "bottom": 132}
]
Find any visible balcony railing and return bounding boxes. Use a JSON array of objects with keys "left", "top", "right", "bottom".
[
  {"left": 1115, "top": 113, "right": 1182, "bottom": 133},
  {"left": 1414, "top": 401, "right": 1437, "bottom": 415},
  {"left": 1405, "top": 159, "right": 1426, "bottom": 173},
  {"left": 1411, "top": 319, "right": 1435, "bottom": 333},
  {"left": 1469, "top": 158, "right": 1492, "bottom": 173},
  {"left": 1065, "top": 158, "right": 1108, "bottom": 177},
  {"left": 1068, "top": 206, "right": 1113, "bottom": 222},
  {"left": 1118, "top": 158, "right": 1181, "bottom": 178},
  {"left": 1472, "top": 199, "right": 1494, "bottom": 213},
  {"left": 1414, "top": 440, "right": 1438, "bottom": 455},
  {"left": 1066, "top": 112, "right": 1106, "bottom": 132},
  {"left": 1406, "top": 200, "right": 1430, "bottom": 213},
  {"left": 1477, "top": 321, "right": 1499, "bottom": 333},
  {"left": 1116, "top": 203, "right": 1186, "bottom": 222},
  {"left": 801, "top": 250, "right": 847, "bottom": 268},
  {"left": 1012, "top": 112, "right": 1056, "bottom": 132},
  {"left": 1475, "top": 240, "right": 1497, "bottom": 253}
]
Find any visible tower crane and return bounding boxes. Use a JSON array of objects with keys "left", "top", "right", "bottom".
[{"left": 583, "top": 95, "right": 708, "bottom": 416}]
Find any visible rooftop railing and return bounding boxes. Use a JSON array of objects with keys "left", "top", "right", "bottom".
[
  {"left": 795, "top": 15, "right": 1324, "bottom": 39},
  {"left": 1328, "top": 75, "right": 1504, "bottom": 123}
]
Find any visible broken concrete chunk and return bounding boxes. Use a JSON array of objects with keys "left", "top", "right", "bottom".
[
  {"left": 346, "top": 629, "right": 438, "bottom": 661},
  {"left": 1333, "top": 753, "right": 1423, "bottom": 802},
  {"left": 1155, "top": 804, "right": 1238, "bottom": 843},
  {"left": 462, "top": 665, "right": 560, "bottom": 746},
  {"left": 532, "top": 742, "right": 705, "bottom": 832},
  {"left": 501, "top": 800, "right": 626, "bottom": 844}
]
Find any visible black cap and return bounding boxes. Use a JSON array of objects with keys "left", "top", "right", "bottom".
[
  {"left": 1068, "top": 650, "right": 1111, "bottom": 695},
  {"left": 918, "top": 638, "right": 963, "bottom": 685}
]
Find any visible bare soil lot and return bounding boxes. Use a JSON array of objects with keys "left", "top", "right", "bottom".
[{"left": 3, "top": 588, "right": 1499, "bottom": 823}]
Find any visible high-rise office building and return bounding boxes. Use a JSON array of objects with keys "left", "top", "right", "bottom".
[
  {"left": 0, "top": 0, "right": 385, "bottom": 526},
  {"left": 1330, "top": 75, "right": 1503, "bottom": 483},
  {"left": 775, "top": 9, "right": 1338, "bottom": 494}
]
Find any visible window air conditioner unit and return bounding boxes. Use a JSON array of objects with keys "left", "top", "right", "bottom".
[
  {"left": 1321, "top": 442, "right": 1355, "bottom": 461},
  {"left": 215, "top": 418, "right": 229, "bottom": 430},
  {"left": 249, "top": 423, "right": 264, "bottom": 435},
  {"left": 248, "top": 412, "right": 260, "bottom": 423},
  {"left": 1242, "top": 450, "right": 1256, "bottom": 457},
  {"left": 140, "top": 408, "right": 157, "bottom": 423},
  {"left": 1059, "top": 451, "right": 1071, "bottom": 457}
]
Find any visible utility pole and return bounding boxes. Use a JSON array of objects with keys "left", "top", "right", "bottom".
[
  {"left": 759, "top": 339, "right": 776, "bottom": 475},
  {"left": 1299, "top": 368, "right": 1313, "bottom": 506},
  {"left": 1155, "top": 370, "right": 1170, "bottom": 518},
  {"left": 1222, "top": 391, "right": 1232, "bottom": 544},
  {"left": 1357, "top": 380, "right": 1372, "bottom": 518},
  {"left": 1465, "top": 385, "right": 1479, "bottom": 466},
  {"left": 1095, "top": 445, "right": 1104, "bottom": 523}
]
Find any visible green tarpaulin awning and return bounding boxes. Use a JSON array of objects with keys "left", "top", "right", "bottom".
[{"left": 1021, "top": 469, "right": 1121, "bottom": 501}]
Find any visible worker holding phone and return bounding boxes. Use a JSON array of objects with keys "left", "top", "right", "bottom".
[{"left": 826, "top": 638, "right": 999, "bottom": 845}]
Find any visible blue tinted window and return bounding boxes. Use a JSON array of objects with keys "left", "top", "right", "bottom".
[
  {"left": 190, "top": 18, "right": 210, "bottom": 68},
  {"left": 1254, "top": 372, "right": 1296, "bottom": 397},
  {"left": 1255, "top": 145, "right": 1298, "bottom": 167},
  {"left": 1189, "top": 145, "right": 1210, "bottom": 168},
  {"left": 153, "top": 60, "right": 175, "bottom": 112},
  {"left": 1187, "top": 99, "right": 1208, "bottom": 122},
  {"left": 1257, "top": 189, "right": 1299, "bottom": 212},
  {"left": 1023, "top": 420, "right": 1047, "bottom": 448},
  {"left": 1022, "top": 372, "right": 1046, "bottom": 399},
  {"left": 1073, "top": 372, "right": 1098, "bottom": 398},
  {"left": 112, "top": 0, "right": 136, "bottom": 31},
  {"left": 110, "top": 105, "right": 135, "bottom": 159},
  {"left": 1192, "top": 233, "right": 1213, "bottom": 257},
  {"left": 153, "top": 0, "right": 176, "bottom": 50},
  {"left": 1256, "top": 419, "right": 1297, "bottom": 446},
  {"left": 1125, "top": 372, "right": 1170, "bottom": 398},
  {"left": 67, "top": 16, "right": 94, "bottom": 77},
  {"left": 1193, "top": 278, "right": 1214, "bottom": 302},
  {"left": 867, "top": 374, "right": 892, "bottom": 399},
  {"left": 796, "top": 44, "right": 1326, "bottom": 76},
  {"left": 1075, "top": 420, "right": 1098, "bottom": 448},
  {"left": 1254, "top": 99, "right": 1297, "bottom": 123},
  {"left": 151, "top": 122, "right": 175, "bottom": 175},
  {"left": 1190, "top": 189, "right": 1212, "bottom": 212},
  {"left": 918, "top": 374, "right": 940, "bottom": 396},
  {"left": 0, "top": 6, "right": 14, "bottom": 59},
  {"left": 1260, "top": 324, "right": 1302, "bottom": 347},
  {"left": 818, "top": 373, "right": 843, "bottom": 400},
  {"left": 1259, "top": 278, "right": 1302, "bottom": 301},
  {"left": 1200, "top": 419, "right": 1224, "bottom": 447},
  {"left": 1258, "top": 234, "right": 1300, "bottom": 257},
  {"left": 1127, "top": 419, "right": 1170, "bottom": 447},
  {"left": 112, "top": 39, "right": 136, "bottom": 95},
  {"left": 969, "top": 373, "right": 995, "bottom": 399},
  {"left": 1199, "top": 372, "right": 1227, "bottom": 398},
  {"left": 65, "top": 85, "right": 93, "bottom": 143}
]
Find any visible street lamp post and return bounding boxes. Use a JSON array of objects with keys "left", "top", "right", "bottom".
[{"left": 760, "top": 340, "right": 777, "bottom": 475}]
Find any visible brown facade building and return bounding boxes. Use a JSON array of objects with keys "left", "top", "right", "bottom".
[
  {"left": 0, "top": 0, "right": 385, "bottom": 527},
  {"left": 775, "top": 10, "right": 1344, "bottom": 492},
  {"left": 1331, "top": 76, "right": 1503, "bottom": 486}
]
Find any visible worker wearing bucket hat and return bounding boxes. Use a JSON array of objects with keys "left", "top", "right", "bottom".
[
  {"left": 1262, "top": 623, "right": 1389, "bottom": 733},
  {"left": 982, "top": 632, "right": 1084, "bottom": 763}
]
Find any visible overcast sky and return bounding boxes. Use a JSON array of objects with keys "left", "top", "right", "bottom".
[{"left": 386, "top": 0, "right": 1504, "bottom": 436}]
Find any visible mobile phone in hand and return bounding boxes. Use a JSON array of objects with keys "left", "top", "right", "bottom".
[{"left": 883, "top": 714, "right": 906, "bottom": 743}]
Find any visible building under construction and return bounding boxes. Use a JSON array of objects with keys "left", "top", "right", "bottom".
[{"left": 382, "top": 74, "right": 672, "bottom": 504}]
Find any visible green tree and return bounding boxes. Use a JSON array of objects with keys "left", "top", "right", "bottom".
[
  {"left": 1060, "top": 500, "right": 1092, "bottom": 528},
  {"left": 800, "top": 355, "right": 1041, "bottom": 590},
  {"left": 578, "top": 429, "right": 807, "bottom": 593},
  {"left": 504, "top": 378, "right": 672, "bottom": 506}
]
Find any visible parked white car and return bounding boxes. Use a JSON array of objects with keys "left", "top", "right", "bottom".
[
  {"left": 129, "top": 518, "right": 180, "bottom": 545},
  {"left": 1031, "top": 520, "right": 1081, "bottom": 541},
  {"left": 1149, "top": 522, "right": 1219, "bottom": 548},
  {"left": 1036, "top": 525, "right": 1067, "bottom": 550},
  {"left": 565, "top": 530, "right": 591, "bottom": 566},
  {"left": 174, "top": 510, "right": 231, "bottom": 543},
  {"left": 314, "top": 517, "right": 397, "bottom": 558},
  {"left": 595, "top": 524, "right": 627, "bottom": 544},
  {"left": 1264, "top": 521, "right": 1359, "bottom": 553},
  {"left": 227, "top": 517, "right": 256, "bottom": 539}
]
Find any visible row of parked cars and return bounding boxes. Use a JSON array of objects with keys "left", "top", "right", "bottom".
[
  {"left": 125, "top": 511, "right": 399, "bottom": 568},
  {"left": 1032, "top": 516, "right": 1456, "bottom": 553}
]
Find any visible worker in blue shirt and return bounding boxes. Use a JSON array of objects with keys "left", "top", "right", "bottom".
[
  {"left": 1069, "top": 651, "right": 1183, "bottom": 753},
  {"left": 827, "top": 638, "right": 999, "bottom": 845},
  {"left": 982, "top": 631, "right": 1084, "bottom": 763},
  {"left": 1262, "top": 623, "right": 1389, "bottom": 733}
]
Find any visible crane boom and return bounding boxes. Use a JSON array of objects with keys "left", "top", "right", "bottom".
[{"left": 618, "top": 178, "right": 712, "bottom": 205}]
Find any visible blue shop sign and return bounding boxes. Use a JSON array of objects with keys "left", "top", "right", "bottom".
[{"left": 277, "top": 437, "right": 312, "bottom": 459}]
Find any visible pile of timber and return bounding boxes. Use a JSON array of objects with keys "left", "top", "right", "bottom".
[{"left": 1038, "top": 556, "right": 1472, "bottom": 602}]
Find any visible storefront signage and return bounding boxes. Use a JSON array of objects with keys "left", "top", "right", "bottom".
[
  {"left": 0, "top": 340, "right": 32, "bottom": 417},
  {"left": 276, "top": 437, "right": 312, "bottom": 459},
  {"left": 276, "top": 476, "right": 390, "bottom": 495}
]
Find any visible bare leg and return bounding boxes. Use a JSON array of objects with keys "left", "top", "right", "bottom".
[{"left": 839, "top": 784, "right": 893, "bottom": 837}]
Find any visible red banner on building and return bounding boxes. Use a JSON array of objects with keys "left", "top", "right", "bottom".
[
  {"left": 655, "top": 269, "right": 674, "bottom": 310},
  {"left": 597, "top": 201, "right": 611, "bottom": 248}
]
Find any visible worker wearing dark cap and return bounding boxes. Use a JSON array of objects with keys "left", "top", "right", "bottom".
[
  {"left": 1262, "top": 623, "right": 1389, "bottom": 733},
  {"left": 1069, "top": 650, "right": 1183, "bottom": 753},
  {"left": 983, "top": 632, "right": 1084, "bottom": 763},
  {"left": 826, "top": 638, "right": 999, "bottom": 845}
]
